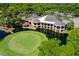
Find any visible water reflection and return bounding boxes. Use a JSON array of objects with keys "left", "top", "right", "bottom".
[{"left": 0, "top": 30, "right": 9, "bottom": 39}]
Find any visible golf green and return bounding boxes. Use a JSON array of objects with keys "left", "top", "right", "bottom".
[
  {"left": 0, "top": 31, "right": 48, "bottom": 56},
  {"left": 8, "top": 32, "right": 41, "bottom": 54}
]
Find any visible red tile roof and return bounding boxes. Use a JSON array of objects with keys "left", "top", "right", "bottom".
[{"left": 22, "top": 22, "right": 29, "bottom": 27}]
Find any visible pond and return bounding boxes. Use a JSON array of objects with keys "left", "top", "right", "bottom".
[{"left": 0, "top": 30, "right": 9, "bottom": 39}]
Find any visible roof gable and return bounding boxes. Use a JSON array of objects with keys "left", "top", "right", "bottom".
[{"left": 38, "top": 15, "right": 65, "bottom": 26}]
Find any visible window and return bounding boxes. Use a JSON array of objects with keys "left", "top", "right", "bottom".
[
  {"left": 34, "top": 23, "right": 37, "bottom": 25},
  {"left": 29, "top": 22, "right": 31, "bottom": 24},
  {"left": 48, "top": 27, "right": 49, "bottom": 29},
  {"left": 61, "top": 30, "right": 63, "bottom": 32},
  {"left": 45, "top": 26, "right": 46, "bottom": 28},
  {"left": 61, "top": 26, "right": 64, "bottom": 29},
  {"left": 51, "top": 24, "right": 53, "bottom": 26},
  {"left": 57, "top": 26, "right": 60, "bottom": 29}
]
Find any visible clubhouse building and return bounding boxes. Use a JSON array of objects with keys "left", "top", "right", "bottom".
[{"left": 22, "top": 15, "right": 65, "bottom": 33}]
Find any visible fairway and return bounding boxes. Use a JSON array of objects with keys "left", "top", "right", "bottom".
[{"left": 0, "top": 31, "right": 48, "bottom": 56}]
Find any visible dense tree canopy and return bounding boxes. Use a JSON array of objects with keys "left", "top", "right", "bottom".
[
  {"left": 53, "top": 42, "right": 75, "bottom": 56},
  {"left": 38, "top": 38, "right": 60, "bottom": 56},
  {"left": 0, "top": 4, "right": 79, "bottom": 17},
  {"left": 38, "top": 38, "right": 75, "bottom": 56},
  {"left": 66, "top": 20, "right": 74, "bottom": 30},
  {"left": 67, "top": 28, "right": 79, "bottom": 41},
  {"left": 67, "top": 28, "right": 79, "bottom": 55}
]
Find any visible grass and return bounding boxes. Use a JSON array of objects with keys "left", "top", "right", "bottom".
[{"left": 0, "top": 31, "right": 48, "bottom": 56}]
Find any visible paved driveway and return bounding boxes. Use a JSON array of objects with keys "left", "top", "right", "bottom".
[{"left": 71, "top": 17, "right": 79, "bottom": 28}]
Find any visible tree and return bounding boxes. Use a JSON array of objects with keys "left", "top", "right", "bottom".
[
  {"left": 0, "top": 16, "right": 4, "bottom": 26},
  {"left": 33, "top": 4, "right": 44, "bottom": 16},
  {"left": 67, "top": 28, "right": 79, "bottom": 55},
  {"left": 39, "top": 38, "right": 75, "bottom": 56},
  {"left": 38, "top": 38, "right": 60, "bottom": 56},
  {"left": 6, "top": 17, "right": 15, "bottom": 27},
  {"left": 0, "top": 21, "right": 3, "bottom": 26},
  {"left": 53, "top": 42, "right": 75, "bottom": 56},
  {"left": 66, "top": 20, "right": 74, "bottom": 30}
]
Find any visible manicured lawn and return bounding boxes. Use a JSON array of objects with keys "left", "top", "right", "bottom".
[{"left": 0, "top": 31, "right": 48, "bottom": 56}]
